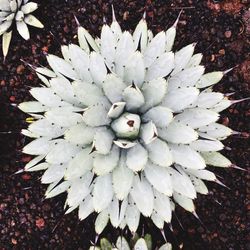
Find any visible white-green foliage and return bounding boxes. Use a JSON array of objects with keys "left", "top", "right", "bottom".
[
  {"left": 0, "top": 0, "right": 43, "bottom": 58},
  {"left": 19, "top": 10, "right": 236, "bottom": 234},
  {"left": 90, "top": 234, "right": 172, "bottom": 250}
]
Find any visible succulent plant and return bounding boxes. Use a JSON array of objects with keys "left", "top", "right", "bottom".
[
  {"left": 90, "top": 234, "right": 172, "bottom": 250},
  {"left": 0, "top": 0, "right": 44, "bottom": 59},
  {"left": 19, "top": 9, "right": 244, "bottom": 235}
]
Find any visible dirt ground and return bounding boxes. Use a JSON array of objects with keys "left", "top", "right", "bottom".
[{"left": 0, "top": 0, "right": 249, "bottom": 249}]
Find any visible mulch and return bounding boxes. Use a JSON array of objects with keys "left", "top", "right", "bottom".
[{"left": 0, "top": 0, "right": 249, "bottom": 249}]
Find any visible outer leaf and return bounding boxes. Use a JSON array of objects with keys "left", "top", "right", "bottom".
[{"left": 201, "top": 151, "right": 231, "bottom": 168}]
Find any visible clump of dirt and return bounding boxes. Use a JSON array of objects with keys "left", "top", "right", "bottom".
[{"left": 207, "top": 0, "right": 244, "bottom": 14}]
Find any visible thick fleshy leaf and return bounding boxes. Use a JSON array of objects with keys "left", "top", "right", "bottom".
[
  {"left": 144, "top": 31, "right": 166, "bottom": 67},
  {"left": 140, "top": 121, "right": 158, "bottom": 144},
  {"left": 124, "top": 52, "right": 145, "bottom": 87},
  {"left": 189, "top": 176, "right": 208, "bottom": 195},
  {"left": 190, "top": 139, "right": 224, "bottom": 152},
  {"left": 21, "top": 2, "right": 38, "bottom": 14},
  {"left": 109, "top": 198, "right": 127, "bottom": 228},
  {"left": 125, "top": 195, "right": 140, "bottom": 233},
  {"left": 154, "top": 190, "right": 172, "bottom": 223},
  {"left": 130, "top": 175, "right": 154, "bottom": 217},
  {"left": 64, "top": 147, "right": 93, "bottom": 180},
  {"left": 173, "top": 192, "right": 195, "bottom": 213},
  {"left": 159, "top": 120, "right": 198, "bottom": 144},
  {"left": 107, "top": 102, "right": 126, "bottom": 118},
  {"left": 116, "top": 237, "right": 130, "bottom": 250},
  {"left": 145, "top": 52, "right": 174, "bottom": 81},
  {"left": 122, "top": 84, "right": 145, "bottom": 111},
  {"left": 165, "top": 25, "right": 176, "bottom": 52},
  {"left": 0, "top": 0, "right": 10, "bottom": 11},
  {"left": 2, "top": 30, "right": 12, "bottom": 58},
  {"left": 16, "top": 20, "right": 30, "bottom": 40},
  {"left": 35, "top": 67, "right": 57, "bottom": 78},
  {"left": 45, "top": 109, "right": 83, "bottom": 127},
  {"left": 23, "top": 138, "right": 51, "bottom": 155},
  {"left": 64, "top": 123, "right": 95, "bottom": 145},
  {"left": 18, "top": 101, "right": 48, "bottom": 113},
  {"left": 196, "top": 71, "right": 223, "bottom": 88},
  {"left": 41, "top": 164, "right": 66, "bottom": 184},
  {"left": 46, "top": 140, "right": 79, "bottom": 164},
  {"left": 174, "top": 108, "right": 219, "bottom": 129},
  {"left": 82, "top": 105, "right": 110, "bottom": 127},
  {"left": 93, "top": 174, "right": 113, "bottom": 212},
  {"left": 169, "top": 144, "right": 206, "bottom": 169},
  {"left": 47, "top": 54, "right": 77, "bottom": 80},
  {"left": 93, "top": 146, "right": 120, "bottom": 175},
  {"left": 113, "top": 153, "right": 134, "bottom": 200},
  {"left": 92, "top": 128, "right": 114, "bottom": 155},
  {"left": 0, "top": 21, "right": 12, "bottom": 36},
  {"left": 143, "top": 106, "right": 173, "bottom": 128},
  {"left": 151, "top": 211, "right": 164, "bottom": 229},
  {"left": 198, "top": 123, "right": 233, "bottom": 140},
  {"left": 95, "top": 209, "right": 109, "bottom": 234},
  {"left": 78, "top": 195, "right": 94, "bottom": 220},
  {"left": 187, "top": 53, "right": 203, "bottom": 68},
  {"left": 141, "top": 78, "right": 167, "bottom": 111},
  {"left": 162, "top": 87, "right": 199, "bottom": 112},
  {"left": 201, "top": 151, "right": 231, "bottom": 168},
  {"left": 166, "top": 168, "right": 196, "bottom": 199},
  {"left": 66, "top": 172, "right": 93, "bottom": 207},
  {"left": 68, "top": 44, "right": 92, "bottom": 82},
  {"left": 103, "top": 74, "right": 127, "bottom": 103},
  {"left": 171, "top": 43, "right": 195, "bottom": 75},
  {"left": 146, "top": 138, "right": 173, "bottom": 167},
  {"left": 89, "top": 52, "right": 107, "bottom": 86},
  {"left": 133, "top": 17, "right": 148, "bottom": 52},
  {"left": 24, "top": 154, "right": 45, "bottom": 170},
  {"left": 144, "top": 162, "right": 172, "bottom": 196},
  {"left": 24, "top": 14, "right": 43, "bottom": 28},
  {"left": 134, "top": 239, "right": 148, "bottom": 250},
  {"left": 126, "top": 143, "right": 148, "bottom": 172},
  {"left": 45, "top": 181, "right": 71, "bottom": 199},
  {"left": 183, "top": 169, "right": 216, "bottom": 181},
  {"left": 113, "top": 139, "right": 137, "bottom": 149}
]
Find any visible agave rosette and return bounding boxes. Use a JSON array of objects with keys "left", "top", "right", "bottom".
[
  {"left": 0, "top": 0, "right": 43, "bottom": 58},
  {"left": 19, "top": 11, "right": 238, "bottom": 234}
]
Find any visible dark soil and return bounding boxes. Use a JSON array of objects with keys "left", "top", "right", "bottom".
[{"left": 0, "top": 0, "right": 249, "bottom": 249}]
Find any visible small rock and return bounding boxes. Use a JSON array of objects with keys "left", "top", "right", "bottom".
[
  {"left": 16, "top": 64, "right": 25, "bottom": 74},
  {"left": 225, "top": 30, "right": 232, "bottom": 38},
  {"left": 36, "top": 218, "right": 45, "bottom": 229}
]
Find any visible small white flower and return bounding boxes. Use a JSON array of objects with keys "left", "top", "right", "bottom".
[
  {"left": 0, "top": 0, "right": 44, "bottom": 58},
  {"left": 19, "top": 9, "right": 239, "bottom": 234}
]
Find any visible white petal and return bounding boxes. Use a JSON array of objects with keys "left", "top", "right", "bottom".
[
  {"left": 141, "top": 78, "right": 167, "bottom": 112},
  {"left": 93, "top": 146, "right": 120, "bottom": 175},
  {"left": 190, "top": 139, "right": 224, "bottom": 152},
  {"left": 95, "top": 209, "right": 109, "bottom": 234},
  {"left": 169, "top": 144, "right": 205, "bottom": 170},
  {"left": 83, "top": 105, "right": 110, "bottom": 127},
  {"left": 68, "top": 44, "right": 92, "bottom": 82},
  {"left": 122, "top": 84, "right": 145, "bottom": 111},
  {"left": 64, "top": 147, "right": 93, "bottom": 180},
  {"left": 144, "top": 162, "right": 172, "bottom": 196},
  {"left": 47, "top": 54, "right": 77, "bottom": 80},
  {"left": 201, "top": 152, "right": 231, "bottom": 168},
  {"left": 154, "top": 190, "right": 172, "bottom": 223},
  {"left": 130, "top": 175, "right": 154, "bottom": 217},
  {"left": 24, "top": 14, "right": 43, "bottom": 28},
  {"left": 107, "top": 102, "right": 126, "bottom": 118},
  {"left": 41, "top": 164, "right": 66, "bottom": 184},
  {"left": 125, "top": 195, "right": 140, "bottom": 233},
  {"left": 158, "top": 120, "right": 198, "bottom": 144},
  {"left": 46, "top": 140, "right": 80, "bottom": 164},
  {"left": 162, "top": 87, "right": 199, "bottom": 112},
  {"left": 140, "top": 121, "right": 158, "bottom": 145},
  {"left": 23, "top": 138, "right": 51, "bottom": 155},
  {"left": 174, "top": 108, "right": 219, "bottom": 129},
  {"left": 92, "top": 128, "right": 114, "bottom": 155},
  {"left": 78, "top": 195, "right": 94, "bottom": 220},
  {"left": 171, "top": 43, "right": 195, "bottom": 75},
  {"left": 126, "top": 143, "right": 148, "bottom": 172},
  {"left": 103, "top": 74, "right": 127, "bottom": 103},
  {"left": 112, "top": 153, "right": 134, "bottom": 200},
  {"left": 166, "top": 168, "right": 196, "bottom": 199},
  {"left": 93, "top": 174, "right": 113, "bottom": 212},
  {"left": 144, "top": 31, "right": 166, "bottom": 67},
  {"left": 173, "top": 192, "right": 195, "bottom": 213},
  {"left": 196, "top": 71, "right": 223, "bottom": 88},
  {"left": 90, "top": 52, "right": 107, "bottom": 86},
  {"left": 146, "top": 138, "right": 173, "bottom": 167},
  {"left": 124, "top": 52, "right": 145, "bottom": 87},
  {"left": 145, "top": 52, "right": 174, "bottom": 81}
]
